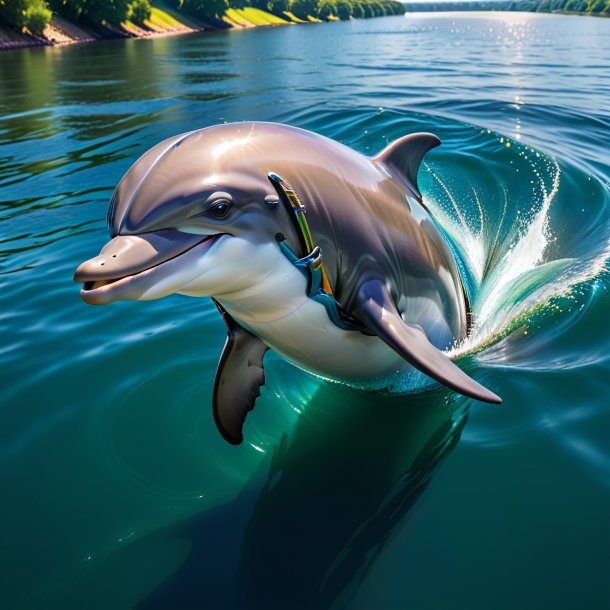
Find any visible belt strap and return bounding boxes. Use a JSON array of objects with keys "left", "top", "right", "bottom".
[
  {"left": 268, "top": 172, "right": 333, "bottom": 295},
  {"left": 268, "top": 172, "right": 364, "bottom": 333}
]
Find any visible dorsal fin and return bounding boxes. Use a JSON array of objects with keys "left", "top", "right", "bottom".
[{"left": 373, "top": 132, "right": 441, "bottom": 201}]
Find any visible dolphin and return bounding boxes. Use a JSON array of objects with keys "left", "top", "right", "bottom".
[{"left": 74, "top": 122, "right": 501, "bottom": 444}]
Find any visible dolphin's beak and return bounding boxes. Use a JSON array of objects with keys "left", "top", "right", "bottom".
[{"left": 74, "top": 229, "right": 218, "bottom": 305}]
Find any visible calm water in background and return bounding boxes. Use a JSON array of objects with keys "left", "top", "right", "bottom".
[{"left": 1, "top": 12, "right": 609, "bottom": 609}]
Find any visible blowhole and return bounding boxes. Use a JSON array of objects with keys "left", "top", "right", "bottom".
[{"left": 265, "top": 195, "right": 280, "bottom": 210}]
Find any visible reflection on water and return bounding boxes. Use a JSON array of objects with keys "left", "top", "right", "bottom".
[
  {"left": 0, "top": 11, "right": 609, "bottom": 610},
  {"left": 234, "top": 388, "right": 466, "bottom": 610},
  {"left": 54, "top": 384, "right": 468, "bottom": 610}
]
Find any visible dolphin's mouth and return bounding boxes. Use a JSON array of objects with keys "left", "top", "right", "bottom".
[
  {"left": 83, "top": 278, "right": 120, "bottom": 291},
  {"left": 74, "top": 230, "right": 224, "bottom": 305}
]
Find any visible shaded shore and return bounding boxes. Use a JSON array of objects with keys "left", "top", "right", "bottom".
[
  {"left": 0, "top": 1, "right": 407, "bottom": 52},
  {"left": 0, "top": 5, "right": 286, "bottom": 52},
  {"left": 0, "top": 15, "right": 197, "bottom": 51}
]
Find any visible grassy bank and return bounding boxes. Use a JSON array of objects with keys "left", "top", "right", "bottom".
[
  {"left": 0, "top": 0, "right": 405, "bottom": 51},
  {"left": 223, "top": 6, "right": 289, "bottom": 26},
  {"left": 0, "top": 3, "right": 198, "bottom": 49}
]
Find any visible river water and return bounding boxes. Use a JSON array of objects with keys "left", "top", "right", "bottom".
[{"left": 0, "top": 11, "right": 609, "bottom": 610}]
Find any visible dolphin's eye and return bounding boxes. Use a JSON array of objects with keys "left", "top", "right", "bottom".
[{"left": 210, "top": 200, "right": 231, "bottom": 219}]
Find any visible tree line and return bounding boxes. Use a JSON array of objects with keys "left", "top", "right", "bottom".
[
  {"left": 0, "top": 0, "right": 153, "bottom": 33},
  {"left": 402, "top": 0, "right": 610, "bottom": 15},
  {"left": 189, "top": 0, "right": 406, "bottom": 23},
  {"left": 0, "top": 0, "right": 405, "bottom": 37},
  {"left": 502, "top": 0, "right": 610, "bottom": 14}
]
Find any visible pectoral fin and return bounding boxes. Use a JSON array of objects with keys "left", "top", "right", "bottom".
[
  {"left": 213, "top": 300, "right": 269, "bottom": 445},
  {"left": 353, "top": 280, "right": 501, "bottom": 404}
]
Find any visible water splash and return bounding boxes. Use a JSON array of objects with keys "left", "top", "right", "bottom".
[{"left": 425, "top": 143, "right": 610, "bottom": 362}]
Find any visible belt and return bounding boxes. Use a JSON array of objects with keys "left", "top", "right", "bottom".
[{"left": 268, "top": 172, "right": 364, "bottom": 332}]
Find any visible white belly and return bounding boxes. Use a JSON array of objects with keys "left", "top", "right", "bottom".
[{"left": 215, "top": 248, "right": 407, "bottom": 381}]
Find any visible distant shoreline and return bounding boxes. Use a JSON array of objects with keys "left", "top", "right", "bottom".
[{"left": 402, "top": 1, "right": 610, "bottom": 19}]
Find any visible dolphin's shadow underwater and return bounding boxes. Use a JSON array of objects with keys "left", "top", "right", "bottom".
[{"left": 136, "top": 383, "right": 469, "bottom": 610}]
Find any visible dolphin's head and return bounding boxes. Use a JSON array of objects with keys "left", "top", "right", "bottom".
[{"left": 74, "top": 125, "right": 296, "bottom": 305}]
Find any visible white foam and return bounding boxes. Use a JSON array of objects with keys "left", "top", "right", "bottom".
[{"left": 425, "top": 153, "right": 609, "bottom": 361}]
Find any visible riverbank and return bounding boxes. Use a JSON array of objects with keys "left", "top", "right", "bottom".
[
  {"left": 0, "top": 7, "right": 200, "bottom": 50},
  {"left": 0, "top": 5, "right": 308, "bottom": 51},
  {"left": 0, "top": 3, "right": 214, "bottom": 51},
  {"left": 0, "top": 2, "right": 398, "bottom": 51}
]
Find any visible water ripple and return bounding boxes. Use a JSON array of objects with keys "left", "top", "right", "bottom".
[{"left": 1, "top": 12, "right": 609, "bottom": 610}]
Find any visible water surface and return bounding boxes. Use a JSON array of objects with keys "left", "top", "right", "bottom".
[{"left": 1, "top": 12, "right": 609, "bottom": 610}]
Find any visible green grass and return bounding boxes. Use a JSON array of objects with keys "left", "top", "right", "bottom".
[
  {"left": 283, "top": 11, "right": 306, "bottom": 22},
  {"left": 150, "top": 0, "right": 209, "bottom": 29},
  {"left": 224, "top": 7, "right": 289, "bottom": 26},
  {"left": 146, "top": 7, "right": 185, "bottom": 29},
  {"left": 124, "top": 3, "right": 300, "bottom": 34},
  {"left": 121, "top": 19, "right": 139, "bottom": 33},
  {"left": 121, "top": 6, "right": 188, "bottom": 33}
]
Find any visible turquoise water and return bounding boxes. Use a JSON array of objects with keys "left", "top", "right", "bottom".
[{"left": 1, "top": 11, "right": 609, "bottom": 609}]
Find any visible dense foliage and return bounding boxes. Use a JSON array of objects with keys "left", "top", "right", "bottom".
[
  {"left": 0, "top": 0, "right": 52, "bottom": 33},
  {"left": 505, "top": 0, "right": 610, "bottom": 13},
  {"left": 46, "top": 0, "right": 152, "bottom": 24},
  {"left": 128, "top": 0, "right": 152, "bottom": 21},
  {"left": 166, "top": 0, "right": 228, "bottom": 22},
  {"left": 1, "top": 0, "right": 405, "bottom": 37},
  {"left": 169, "top": 0, "right": 405, "bottom": 22},
  {"left": 268, "top": 0, "right": 290, "bottom": 15}
]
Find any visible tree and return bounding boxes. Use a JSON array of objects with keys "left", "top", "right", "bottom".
[
  {"left": 0, "top": 0, "right": 52, "bottom": 33},
  {"left": 47, "top": 0, "right": 86, "bottom": 21},
  {"left": 171, "top": 0, "right": 228, "bottom": 21},
  {"left": 369, "top": 1, "right": 385, "bottom": 16},
  {"left": 288, "top": 0, "right": 318, "bottom": 19},
  {"left": 351, "top": 1, "right": 365, "bottom": 17},
  {"left": 335, "top": 0, "right": 351, "bottom": 18},
  {"left": 268, "top": 0, "right": 290, "bottom": 15},
  {"left": 85, "top": 0, "right": 130, "bottom": 24},
  {"left": 387, "top": 1, "right": 406, "bottom": 14},
  {"left": 360, "top": 2, "right": 374, "bottom": 17},
  {"left": 316, "top": 0, "right": 336, "bottom": 18},
  {"left": 48, "top": 0, "right": 131, "bottom": 24},
  {"left": 128, "top": 0, "right": 151, "bottom": 22}
]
